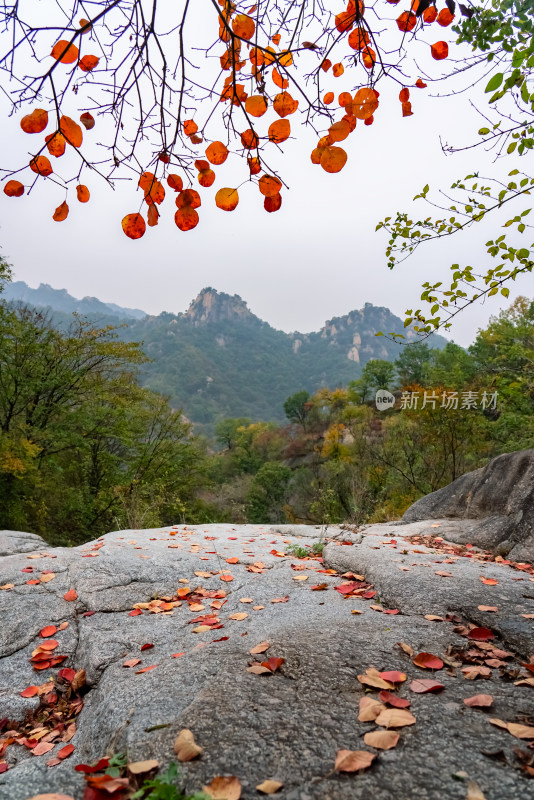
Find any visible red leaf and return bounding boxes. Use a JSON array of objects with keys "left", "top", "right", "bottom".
[
  {"left": 467, "top": 627, "right": 495, "bottom": 641},
  {"left": 128, "top": 609, "right": 142, "bottom": 616},
  {"left": 40, "top": 625, "right": 57, "bottom": 637},
  {"left": 57, "top": 668, "right": 76, "bottom": 682},
  {"left": 140, "top": 643, "right": 154, "bottom": 651},
  {"left": 379, "top": 690, "right": 411, "bottom": 708},
  {"left": 261, "top": 657, "right": 285, "bottom": 672},
  {"left": 409, "top": 679, "right": 445, "bottom": 693},
  {"left": 57, "top": 743, "right": 75, "bottom": 759},
  {"left": 20, "top": 686, "right": 39, "bottom": 697},
  {"left": 380, "top": 671, "right": 406, "bottom": 683},
  {"left": 413, "top": 652, "right": 444, "bottom": 670},
  {"left": 63, "top": 589, "right": 78, "bottom": 602}
]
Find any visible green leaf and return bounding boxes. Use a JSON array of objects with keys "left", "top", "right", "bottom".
[
  {"left": 485, "top": 73, "right": 503, "bottom": 92},
  {"left": 501, "top": 287, "right": 510, "bottom": 297},
  {"left": 478, "top": 127, "right": 490, "bottom": 135},
  {"left": 507, "top": 141, "right": 517, "bottom": 154}
]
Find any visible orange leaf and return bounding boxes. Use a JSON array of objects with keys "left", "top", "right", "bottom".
[
  {"left": 248, "top": 156, "right": 261, "bottom": 175},
  {"left": 30, "top": 155, "right": 53, "bottom": 176},
  {"left": 423, "top": 6, "right": 437, "bottom": 22},
  {"left": 273, "top": 92, "right": 299, "bottom": 118},
  {"left": 245, "top": 95, "right": 268, "bottom": 117},
  {"left": 261, "top": 657, "right": 285, "bottom": 672},
  {"left": 63, "top": 589, "right": 77, "bottom": 601},
  {"left": 402, "top": 101, "right": 413, "bottom": 117},
  {"left": 176, "top": 189, "right": 201, "bottom": 209},
  {"left": 147, "top": 205, "right": 159, "bottom": 227},
  {"left": 323, "top": 92, "right": 334, "bottom": 105},
  {"left": 3, "top": 180, "right": 24, "bottom": 197},
  {"left": 45, "top": 132, "right": 66, "bottom": 157},
  {"left": 320, "top": 146, "right": 347, "bottom": 173},
  {"left": 76, "top": 185, "right": 90, "bottom": 203},
  {"left": 352, "top": 87, "right": 379, "bottom": 120},
  {"left": 205, "top": 141, "right": 228, "bottom": 165},
  {"left": 332, "top": 63, "right": 344, "bottom": 77},
  {"left": 413, "top": 652, "right": 443, "bottom": 670},
  {"left": 202, "top": 775, "right": 242, "bottom": 800},
  {"left": 51, "top": 40, "right": 79, "bottom": 64},
  {"left": 59, "top": 116, "right": 83, "bottom": 147},
  {"left": 338, "top": 91, "right": 352, "bottom": 107},
  {"left": 399, "top": 88, "right": 410, "bottom": 102},
  {"left": 220, "top": 573, "right": 235, "bottom": 581},
  {"left": 363, "top": 730, "right": 399, "bottom": 750},
  {"left": 174, "top": 206, "right": 199, "bottom": 231},
  {"left": 431, "top": 41, "right": 448, "bottom": 60},
  {"left": 226, "top": 557, "right": 239, "bottom": 564},
  {"left": 198, "top": 169, "right": 215, "bottom": 188},
  {"left": 374, "top": 708, "right": 416, "bottom": 728},
  {"left": 232, "top": 14, "right": 255, "bottom": 40},
  {"left": 348, "top": 28, "right": 370, "bottom": 50},
  {"left": 437, "top": 8, "right": 454, "bottom": 26},
  {"left": 20, "top": 109, "right": 48, "bottom": 134},
  {"left": 78, "top": 55, "right": 99, "bottom": 72},
  {"left": 183, "top": 119, "right": 198, "bottom": 136},
  {"left": 240, "top": 129, "right": 259, "bottom": 149},
  {"left": 268, "top": 119, "right": 290, "bottom": 143},
  {"left": 135, "top": 665, "right": 158, "bottom": 674},
  {"left": 80, "top": 112, "right": 95, "bottom": 129},
  {"left": 53, "top": 201, "right": 69, "bottom": 222},
  {"left": 20, "top": 685, "right": 39, "bottom": 697},
  {"left": 264, "top": 193, "right": 282, "bottom": 213},
  {"left": 396, "top": 11, "right": 417, "bottom": 32},
  {"left": 272, "top": 67, "right": 288, "bottom": 89},
  {"left": 57, "top": 744, "right": 75, "bottom": 759},
  {"left": 40, "top": 625, "right": 57, "bottom": 638},
  {"left": 334, "top": 750, "right": 375, "bottom": 773},
  {"left": 122, "top": 213, "right": 146, "bottom": 239},
  {"left": 480, "top": 577, "right": 498, "bottom": 585},
  {"left": 167, "top": 174, "right": 184, "bottom": 191},
  {"left": 335, "top": 10, "right": 356, "bottom": 34},
  {"left": 321, "top": 59, "right": 332, "bottom": 72},
  {"left": 250, "top": 641, "right": 270, "bottom": 654},
  {"left": 215, "top": 187, "right": 239, "bottom": 211},
  {"left": 328, "top": 120, "right": 351, "bottom": 142},
  {"left": 362, "top": 46, "right": 376, "bottom": 69},
  {"left": 415, "top": 78, "right": 427, "bottom": 88},
  {"left": 258, "top": 175, "right": 282, "bottom": 197},
  {"left": 380, "top": 670, "right": 406, "bottom": 684}
]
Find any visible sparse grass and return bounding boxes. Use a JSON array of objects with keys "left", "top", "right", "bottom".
[
  {"left": 132, "top": 763, "right": 210, "bottom": 800},
  {"left": 285, "top": 541, "right": 324, "bottom": 558}
]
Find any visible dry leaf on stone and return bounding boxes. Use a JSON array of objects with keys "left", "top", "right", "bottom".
[
  {"left": 478, "top": 606, "right": 498, "bottom": 612},
  {"left": 174, "top": 729, "right": 203, "bottom": 761},
  {"left": 202, "top": 775, "right": 242, "bottom": 800},
  {"left": 374, "top": 708, "right": 416, "bottom": 728},
  {"left": 128, "top": 759, "right": 159, "bottom": 774},
  {"left": 507, "top": 723, "right": 534, "bottom": 739},
  {"left": 26, "top": 795, "right": 75, "bottom": 800},
  {"left": 466, "top": 780, "right": 487, "bottom": 800},
  {"left": 240, "top": 598, "right": 253, "bottom": 603},
  {"left": 463, "top": 695, "right": 493, "bottom": 708},
  {"left": 292, "top": 575, "right": 308, "bottom": 581},
  {"left": 358, "top": 697, "right": 386, "bottom": 722},
  {"left": 229, "top": 612, "right": 248, "bottom": 621},
  {"left": 363, "top": 730, "right": 399, "bottom": 750},
  {"left": 256, "top": 780, "right": 283, "bottom": 794},
  {"left": 424, "top": 615, "right": 444, "bottom": 621},
  {"left": 413, "top": 652, "right": 444, "bottom": 670},
  {"left": 247, "top": 663, "right": 272, "bottom": 675},
  {"left": 357, "top": 668, "right": 394, "bottom": 690},
  {"left": 250, "top": 641, "right": 270, "bottom": 654},
  {"left": 334, "top": 750, "right": 376, "bottom": 773},
  {"left": 409, "top": 679, "right": 445, "bottom": 693},
  {"left": 396, "top": 642, "right": 414, "bottom": 656}
]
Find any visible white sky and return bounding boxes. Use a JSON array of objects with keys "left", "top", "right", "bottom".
[{"left": 1, "top": 1, "right": 532, "bottom": 347}]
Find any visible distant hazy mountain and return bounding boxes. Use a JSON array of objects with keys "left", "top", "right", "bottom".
[
  {"left": 3, "top": 281, "right": 146, "bottom": 320},
  {"left": 122, "top": 288, "right": 448, "bottom": 428},
  {"left": 3, "top": 282, "right": 447, "bottom": 428}
]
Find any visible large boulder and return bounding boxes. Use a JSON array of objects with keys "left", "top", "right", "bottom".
[
  {"left": 402, "top": 449, "right": 534, "bottom": 561},
  {"left": 0, "top": 530, "right": 48, "bottom": 557}
]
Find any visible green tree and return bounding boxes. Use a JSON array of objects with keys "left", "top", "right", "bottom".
[
  {"left": 246, "top": 462, "right": 291, "bottom": 523},
  {"left": 395, "top": 343, "right": 432, "bottom": 387},
  {"left": 283, "top": 390, "right": 310, "bottom": 427}
]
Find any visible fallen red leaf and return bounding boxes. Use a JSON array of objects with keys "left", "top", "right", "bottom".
[
  {"left": 63, "top": 589, "right": 77, "bottom": 602},
  {"left": 378, "top": 690, "right": 411, "bottom": 708},
  {"left": 409, "top": 678, "right": 445, "bottom": 693},
  {"left": 463, "top": 694, "right": 493, "bottom": 707},
  {"left": 128, "top": 609, "right": 142, "bottom": 616},
  {"left": 57, "top": 743, "right": 75, "bottom": 759},
  {"left": 140, "top": 643, "right": 154, "bottom": 651},
  {"left": 261, "top": 657, "right": 285, "bottom": 673},
  {"left": 467, "top": 627, "right": 495, "bottom": 641},
  {"left": 413, "top": 652, "right": 444, "bottom": 670}
]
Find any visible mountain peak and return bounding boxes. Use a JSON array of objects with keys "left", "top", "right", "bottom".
[{"left": 184, "top": 288, "right": 256, "bottom": 326}]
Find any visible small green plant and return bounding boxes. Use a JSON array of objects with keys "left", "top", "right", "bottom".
[
  {"left": 311, "top": 542, "right": 324, "bottom": 555},
  {"left": 285, "top": 543, "right": 309, "bottom": 558},
  {"left": 132, "top": 762, "right": 211, "bottom": 800},
  {"left": 106, "top": 752, "right": 128, "bottom": 777}
]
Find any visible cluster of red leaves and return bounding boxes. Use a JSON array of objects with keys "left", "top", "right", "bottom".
[
  {"left": 409, "top": 534, "right": 533, "bottom": 577},
  {"left": 3, "top": 0, "right": 457, "bottom": 237},
  {"left": 75, "top": 756, "right": 161, "bottom": 799},
  {"left": 0, "top": 658, "right": 85, "bottom": 773}
]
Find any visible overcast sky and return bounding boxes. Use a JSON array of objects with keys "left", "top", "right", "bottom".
[{"left": 1, "top": 3, "right": 532, "bottom": 347}]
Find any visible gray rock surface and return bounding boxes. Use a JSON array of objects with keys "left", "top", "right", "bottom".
[
  {"left": 402, "top": 450, "right": 534, "bottom": 561},
  {"left": 0, "top": 530, "right": 48, "bottom": 557},
  {"left": 0, "top": 522, "right": 533, "bottom": 800}
]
